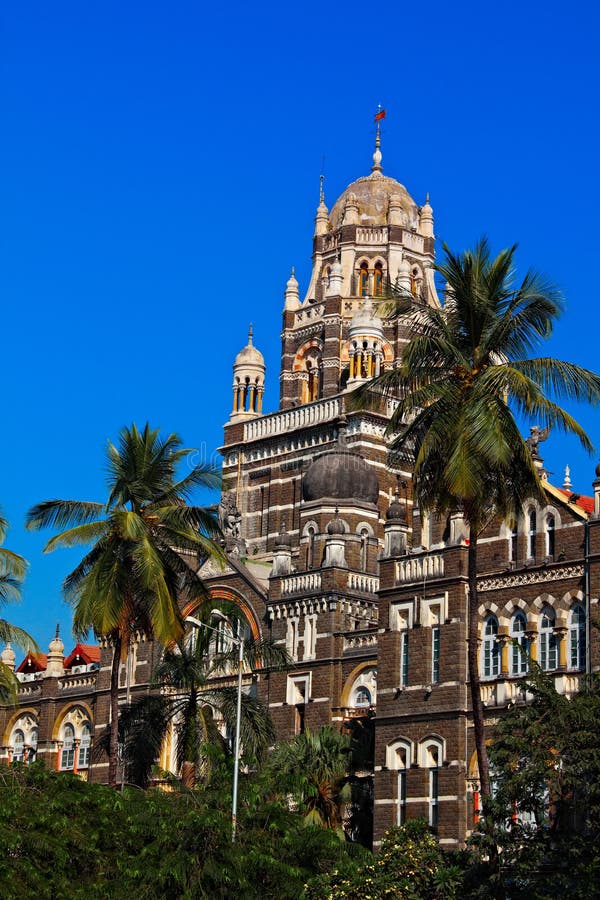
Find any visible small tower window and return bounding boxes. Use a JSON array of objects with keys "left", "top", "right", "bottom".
[
  {"left": 359, "top": 262, "right": 369, "bottom": 297},
  {"left": 373, "top": 262, "right": 383, "bottom": 297},
  {"left": 360, "top": 528, "right": 369, "bottom": 572},
  {"left": 528, "top": 510, "right": 537, "bottom": 559},
  {"left": 307, "top": 526, "right": 316, "bottom": 570},
  {"left": 546, "top": 514, "right": 555, "bottom": 558}
]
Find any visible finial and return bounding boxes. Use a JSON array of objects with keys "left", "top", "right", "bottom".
[
  {"left": 55, "top": 622, "right": 60, "bottom": 639},
  {"left": 426, "top": 192, "right": 430, "bottom": 203},
  {"left": 372, "top": 105, "right": 386, "bottom": 173},
  {"left": 563, "top": 465, "right": 572, "bottom": 490},
  {"left": 248, "top": 323, "right": 253, "bottom": 346},
  {"left": 319, "top": 173, "right": 325, "bottom": 204},
  {"left": 291, "top": 266, "right": 295, "bottom": 277}
]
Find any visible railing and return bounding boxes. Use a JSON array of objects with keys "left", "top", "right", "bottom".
[
  {"left": 59, "top": 673, "right": 98, "bottom": 691},
  {"left": 244, "top": 397, "right": 341, "bottom": 441},
  {"left": 343, "top": 630, "right": 378, "bottom": 653},
  {"left": 356, "top": 226, "right": 388, "bottom": 244},
  {"left": 280, "top": 572, "right": 322, "bottom": 596},
  {"left": 348, "top": 573, "right": 380, "bottom": 594},
  {"left": 396, "top": 553, "right": 444, "bottom": 584}
]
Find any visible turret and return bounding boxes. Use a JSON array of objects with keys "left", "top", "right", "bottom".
[
  {"left": 46, "top": 624, "right": 64, "bottom": 676},
  {"left": 419, "top": 193, "right": 434, "bottom": 238},
  {"left": 284, "top": 267, "right": 300, "bottom": 311},
  {"left": 230, "top": 325, "right": 266, "bottom": 420}
]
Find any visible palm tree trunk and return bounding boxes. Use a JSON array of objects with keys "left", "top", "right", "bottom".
[
  {"left": 108, "top": 635, "right": 122, "bottom": 789},
  {"left": 467, "top": 536, "right": 491, "bottom": 799}
]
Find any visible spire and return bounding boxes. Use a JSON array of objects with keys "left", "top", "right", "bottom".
[
  {"left": 319, "top": 173, "right": 325, "bottom": 204},
  {"left": 315, "top": 173, "right": 329, "bottom": 236},
  {"left": 247, "top": 323, "right": 253, "bottom": 346},
  {"left": 371, "top": 104, "right": 385, "bottom": 173}
]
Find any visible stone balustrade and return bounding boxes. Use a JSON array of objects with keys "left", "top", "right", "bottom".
[
  {"left": 348, "top": 573, "right": 380, "bottom": 594},
  {"left": 395, "top": 553, "right": 444, "bottom": 584},
  {"left": 280, "top": 572, "right": 322, "bottom": 596},
  {"left": 244, "top": 397, "right": 341, "bottom": 442}
]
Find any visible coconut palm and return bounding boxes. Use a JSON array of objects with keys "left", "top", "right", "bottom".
[
  {"left": 0, "top": 510, "right": 36, "bottom": 703},
  {"left": 351, "top": 238, "right": 600, "bottom": 799},
  {"left": 118, "top": 602, "right": 291, "bottom": 789},
  {"left": 26, "top": 423, "right": 224, "bottom": 787},
  {"left": 267, "top": 726, "right": 352, "bottom": 833}
]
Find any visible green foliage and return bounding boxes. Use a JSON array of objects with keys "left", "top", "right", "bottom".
[
  {"left": 0, "top": 763, "right": 365, "bottom": 899},
  {"left": 267, "top": 726, "right": 352, "bottom": 832},
  {"left": 471, "top": 670, "right": 600, "bottom": 897},
  {"left": 303, "top": 819, "right": 462, "bottom": 899},
  {"left": 0, "top": 508, "right": 36, "bottom": 703}
]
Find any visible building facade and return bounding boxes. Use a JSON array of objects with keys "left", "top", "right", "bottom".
[{"left": 2, "top": 135, "right": 599, "bottom": 848}]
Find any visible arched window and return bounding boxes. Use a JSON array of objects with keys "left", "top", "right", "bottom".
[
  {"left": 61, "top": 723, "right": 75, "bottom": 770},
  {"left": 546, "top": 515, "right": 556, "bottom": 558},
  {"left": 354, "top": 686, "right": 371, "bottom": 707},
  {"left": 528, "top": 510, "right": 537, "bottom": 559},
  {"left": 482, "top": 616, "right": 499, "bottom": 678},
  {"left": 539, "top": 607, "right": 557, "bottom": 671},
  {"left": 510, "top": 611, "right": 528, "bottom": 675},
  {"left": 359, "top": 262, "right": 369, "bottom": 297},
  {"left": 386, "top": 741, "right": 412, "bottom": 826},
  {"left": 360, "top": 528, "right": 369, "bottom": 572},
  {"left": 78, "top": 723, "right": 92, "bottom": 769},
  {"left": 422, "top": 742, "right": 442, "bottom": 830},
  {"left": 569, "top": 604, "right": 586, "bottom": 670},
  {"left": 509, "top": 523, "right": 518, "bottom": 565},
  {"left": 12, "top": 729, "right": 25, "bottom": 763},
  {"left": 307, "top": 526, "right": 316, "bottom": 570},
  {"left": 373, "top": 262, "right": 383, "bottom": 297}
]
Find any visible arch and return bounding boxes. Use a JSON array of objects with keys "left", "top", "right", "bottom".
[
  {"left": 373, "top": 261, "right": 384, "bottom": 297},
  {"left": 3, "top": 707, "right": 39, "bottom": 746},
  {"left": 533, "top": 593, "right": 557, "bottom": 611},
  {"left": 418, "top": 734, "right": 445, "bottom": 768},
  {"left": 355, "top": 521, "right": 375, "bottom": 537},
  {"left": 340, "top": 660, "right": 377, "bottom": 708},
  {"left": 358, "top": 260, "right": 369, "bottom": 297},
  {"left": 182, "top": 586, "right": 262, "bottom": 643},
  {"left": 386, "top": 738, "right": 413, "bottom": 770},
  {"left": 52, "top": 702, "right": 94, "bottom": 740}
]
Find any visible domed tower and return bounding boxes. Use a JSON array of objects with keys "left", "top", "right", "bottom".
[
  {"left": 230, "top": 325, "right": 266, "bottom": 421},
  {"left": 280, "top": 129, "right": 439, "bottom": 409}
]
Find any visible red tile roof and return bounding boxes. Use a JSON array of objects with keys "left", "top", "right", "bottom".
[
  {"left": 16, "top": 653, "right": 47, "bottom": 673},
  {"left": 555, "top": 488, "right": 594, "bottom": 514},
  {"left": 63, "top": 643, "right": 101, "bottom": 668}
]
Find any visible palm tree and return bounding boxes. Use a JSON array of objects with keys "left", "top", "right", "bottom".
[
  {"left": 351, "top": 238, "right": 600, "bottom": 799},
  {"left": 267, "top": 726, "right": 352, "bottom": 833},
  {"left": 118, "top": 602, "right": 290, "bottom": 789},
  {"left": 0, "top": 510, "right": 36, "bottom": 703},
  {"left": 26, "top": 423, "right": 224, "bottom": 787}
]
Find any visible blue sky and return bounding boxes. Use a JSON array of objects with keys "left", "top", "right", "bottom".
[{"left": 2, "top": 1, "right": 599, "bottom": 650}]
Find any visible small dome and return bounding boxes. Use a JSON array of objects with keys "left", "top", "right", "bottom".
[
  {"left": 595, "top": 461, "right": 600, "bottom": 479},
  {"left": 1, "top": 643, "right": 15, "bottom": 667},
  {"left": 349, "top": 296, "right": 383, "bottom": 339},
  {"left": 386, "top": 494, "right": 405, "bottom": 522},
  {"left": 302, "top": 420, "right": 379, "bottom": 505},
  {"left": 234, "top": 325, "right": 265, "bottom": 368},
  {"left": 327, "top": 511, "right": 345, "bottom": 535},
  {"left": 48, "top": 635, "right": 64, "bottom": 655}
]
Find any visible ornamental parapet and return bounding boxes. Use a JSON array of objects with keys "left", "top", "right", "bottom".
[
  {"left": 244, "top": 397, "right": 341, "bottom": 442},
  {"left": 280, "top": 572, "right": 322, "bottom": 596},
  {"left": 347, "top": 573, "right": 380, "bottom": 594},
  {"left": 477, "top": 563, "right": 584, "bottom": 592},
  {"left": 342, "top": 629, "right": 378, "bottom": 654},
  {"left": 395, "top": 553, "right": 444, "bottom": 584}
]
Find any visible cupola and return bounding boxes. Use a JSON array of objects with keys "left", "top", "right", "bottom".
[{"left": 230, "top": 325, "right": 266, "bottom": 420}]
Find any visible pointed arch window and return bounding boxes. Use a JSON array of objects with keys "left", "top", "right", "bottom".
[
  {"left": 373, "top": 262, "right": 384, "bottom": 297},
  {"left": 510, "top": 611, "right": 528, "bottom": 675},
  {"left": 509, "top": 523, "right": 518, "bottom": 565},
  {"left": 359, "top": 262, "right": 369, "bottom": 297},
  {"left": 539, "top": 607, "right": 557, "bottom": 671},
  {"left": 12, "top": 729, "right": 25, "bottom": 763},
  {"left": 569, "top": 604, "right": 586, "bottom": 670},
  {"left": 546, "top": 514, "right": 556, "bottom": 558},
  {"left": 61, "top": 723, "right": 75, "bottom": 770},
  {"left": 307, "top": 526, "right": 316, "bottom": 570},
  {"left": 360, "top": 528, "right": 369, "bottom": 572},
  {"left": 78, "top": 723, "right": 92, "bottom": 769},
  {"left": 482, "top": 616, "right": 499, "bottom": 678},
  {"left": 528, "top": 510, "right": 537, "bottom": 559}
]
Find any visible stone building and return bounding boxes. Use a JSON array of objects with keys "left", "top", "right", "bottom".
[{"left": 1, "top": 132, "right": 598, "bottom": 849}]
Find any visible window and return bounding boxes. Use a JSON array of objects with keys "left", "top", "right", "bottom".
[
  {"left": 432, "top": 626, "right": 440, "bottom": 683},
  {"left": 354, "top": 687, "right": 371, "bottom": 707},
  {"left": 422, "top": 743, "right": 441, "bottom": 830},
  {"left": 286, "top": 618, "right": 299, "bottom": 660},
  {"left": 360, "top": 528, "right": 369, "bottom": 572},
  {"left": 400, "top": 631, "right": 409, "bottom": 688},
  {"left": 569, "top": 604, "right": 586, "bottom": 670},
  {"left": 528, "top": 510, "right": 537, "bottom": 559},
  {"left": 303, "top": 615, "right": 317, "bottom": 661},
  {"left": 287, "top": 675, "right": 311, "bottom": 735},
  {"left": 12, "top": 730, "right": 25, "bottom": 763},
  {"left": 510, "top": 611, "right": 528, "bottom": 675},
  {"left": 546, "top": 515, "right": 555, "bottom": 558},
  {"left": 373, "top": 262, "right": 383, "bottom": 297},
  {"left": 539, "top": 607, "right": 557, "bottom": 671},
  {"left": 61, "top": 723, "right": 75, "bottom": 770},
  {"left": 307, "top": 526, "right": 316, "bottom": 570},
  {"left": 386, "top": 741, "right": 412, "bottom": 827},
  {"left": 79, "top": 723, "right": 92, "bottom": 769},
  {"left": 509, "top": 523, "right": 518, "bottom": 565},
  {"left": 359, "top": 263, "right": 369, "bottom": 297},
  {"left": 482, "top": 616, "right": 499, "bottom": 678}
]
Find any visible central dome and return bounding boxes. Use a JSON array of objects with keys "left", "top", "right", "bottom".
[
  {"left": 302, "top": 440, "right": 379, "bottom": 506},
  {"left": 329, "top": 172, "right": 418, "bottom": 231}
]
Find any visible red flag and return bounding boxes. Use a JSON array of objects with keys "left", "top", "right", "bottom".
[{"left": 374, "top": 108, "right": 386, "bottom": 121}]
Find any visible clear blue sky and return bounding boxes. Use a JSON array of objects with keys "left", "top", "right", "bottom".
[{"left": 2, "top": 1, "right": 599, "bottom": 651}]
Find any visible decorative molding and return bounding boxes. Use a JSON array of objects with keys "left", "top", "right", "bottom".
[{"left": 478, "top": 564, "right": 584, "bottom": 592}]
